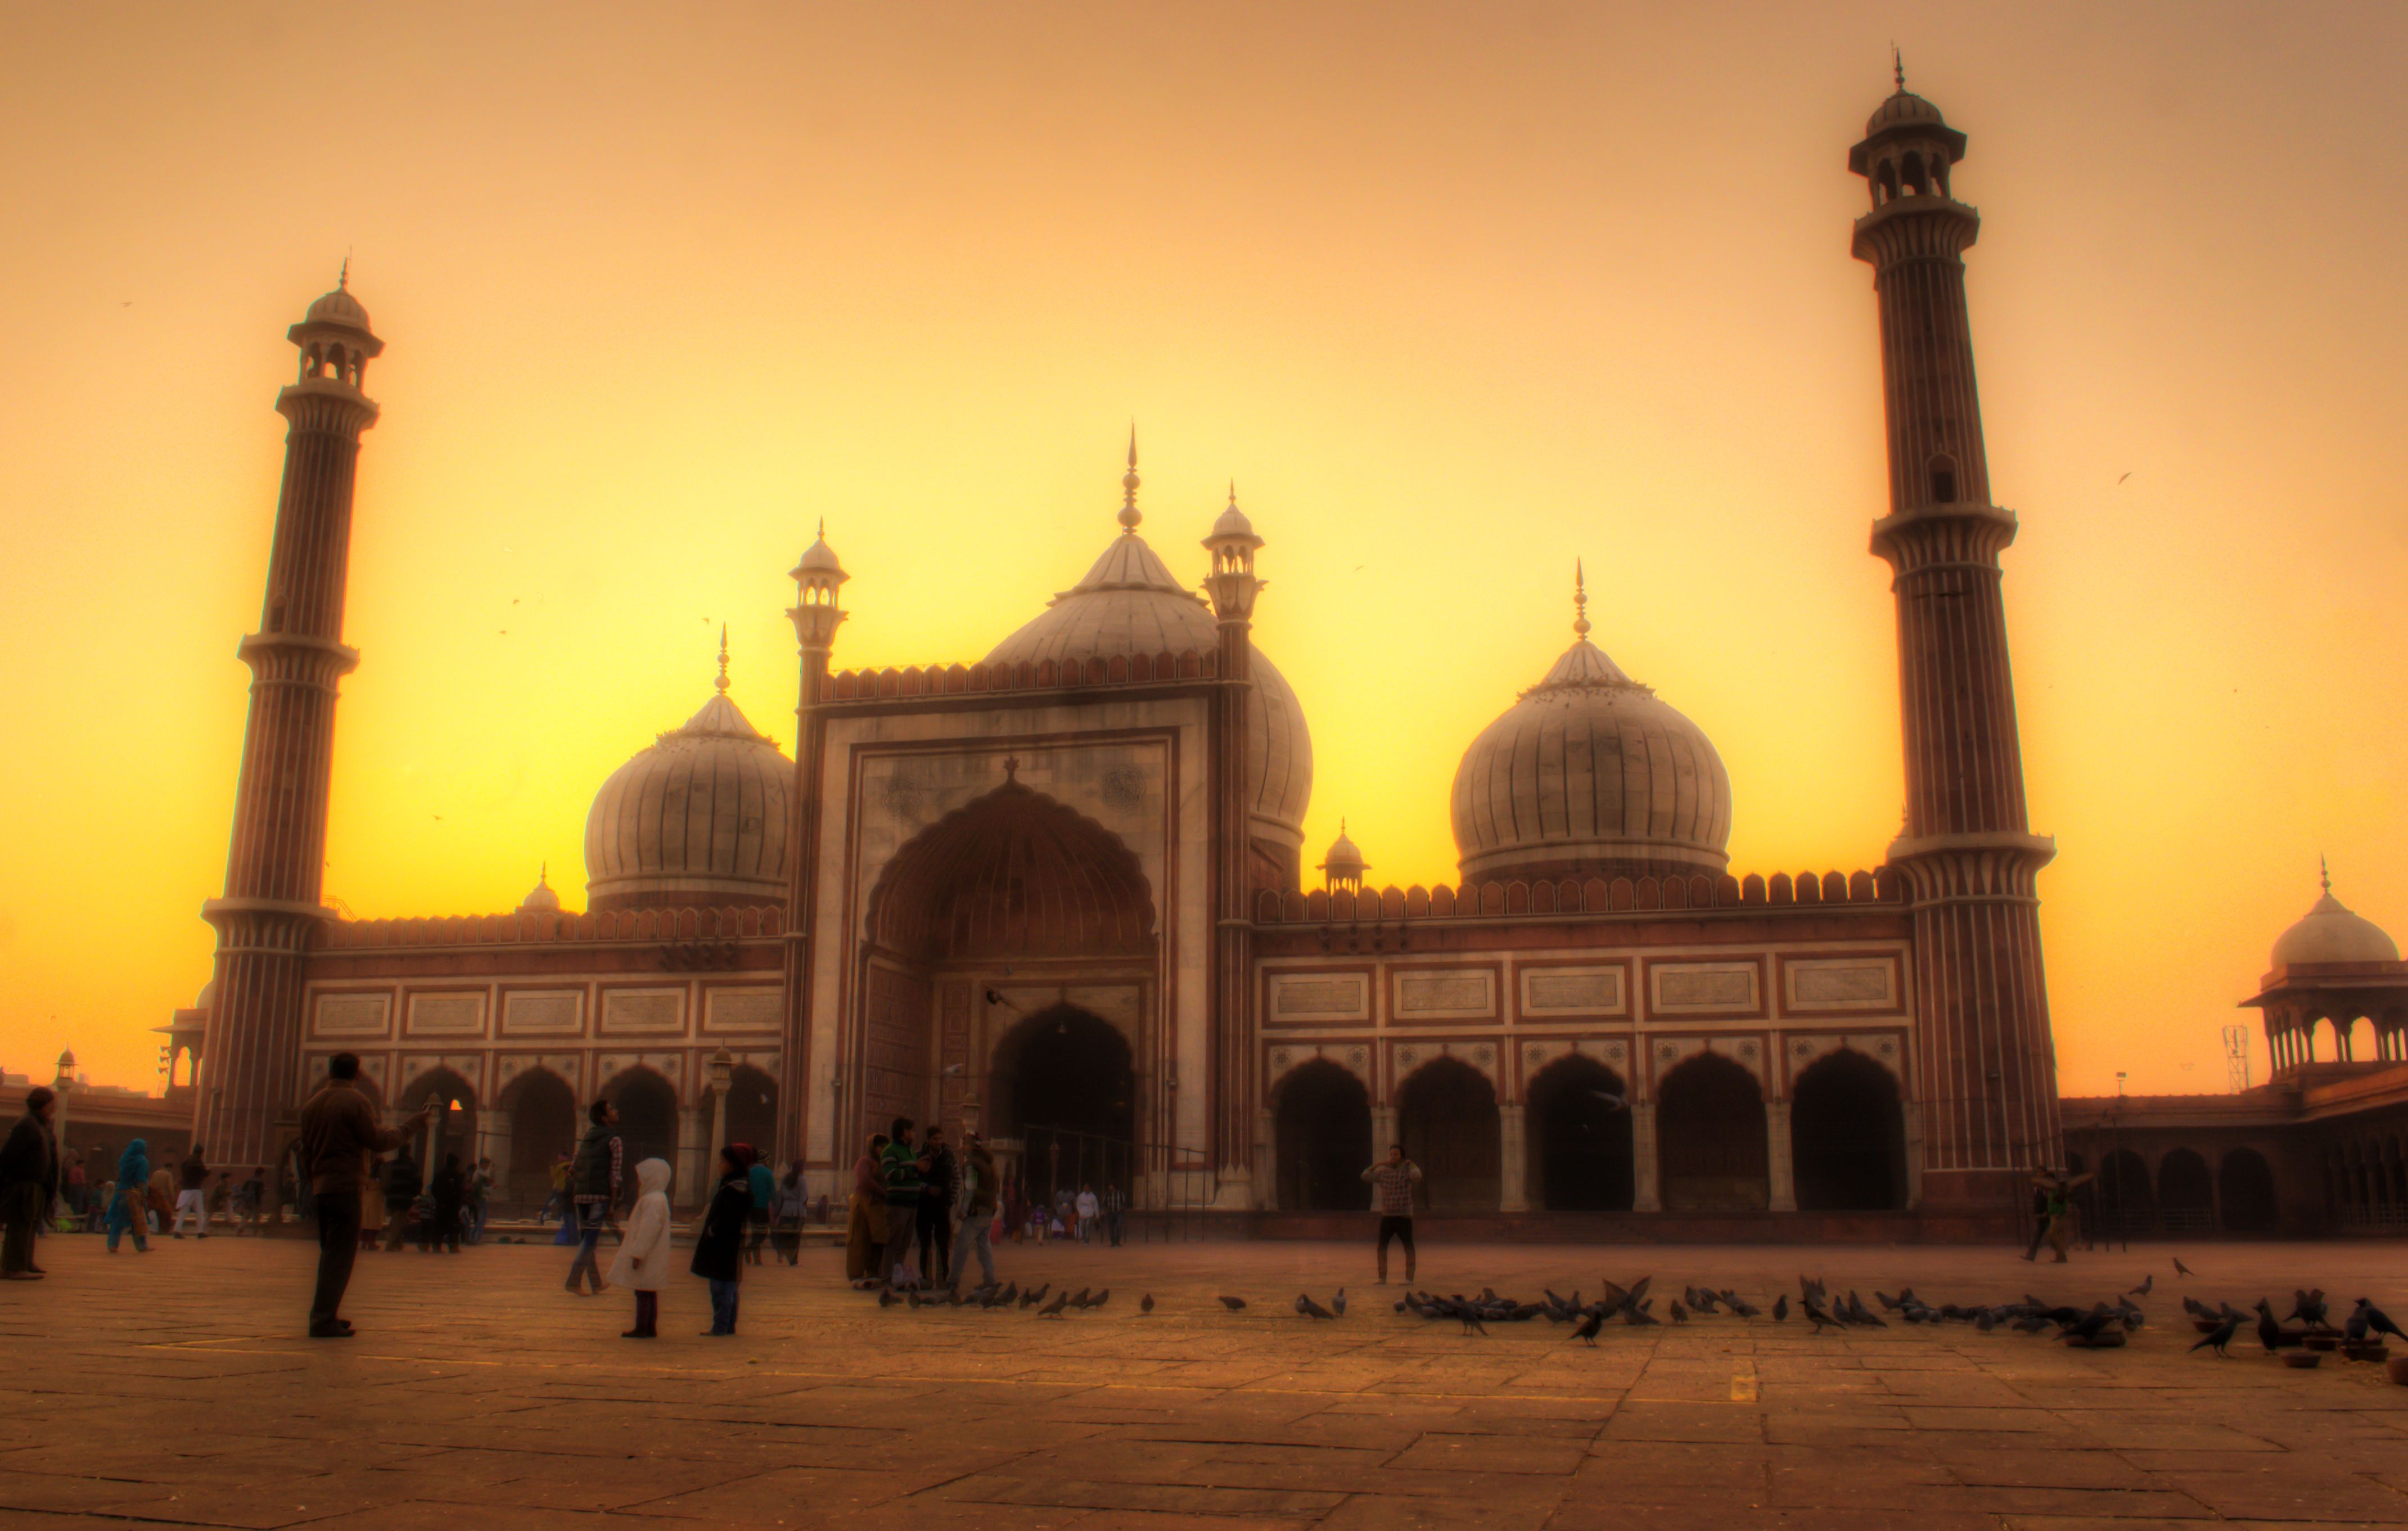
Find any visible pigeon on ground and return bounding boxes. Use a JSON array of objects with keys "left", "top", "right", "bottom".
[
  {"left": 2128, "top": 1274, "right": 2153, "bottom": 1298},
  {"left": 1067, "top": 1288, "right": 1091, "bottom": 1309},
  {"left": 1298, "top": 1293, "right": 1336, "bottom": 1320},
  {"left": 1723, "top": 1292, "right": 1760, "bottom": 1318},
  {"left": 1572, "top": 1307, "right": 1605, "bottom": 1345},
  {"left": 1875, "top": 1291, "right": 1901, "bottom": 1311},
  {"left": 1333, "top": 1287, "right": 1347, "bottom": 1318},
  {"left": 2181, "top": 1296, "right": 2212, "bottom": 1319},
  {"left": 1217, "top": 1295, "right": 1247, "bottom": 1312},
  {"left": 2173, "top": 1257, "right": 2195, "bottom": 1277},
  {"left": 1802, "top": 1299, "right": 1842, "bottom": 1334},
  {"left": 2190, "top": 1314, "right": 2239, "bottom": 1356},
  {"left": 906, "top": 1290, "right": 922, "bottom": 1309},
  {"left": 2253, "top": 1300, "right": 2296, "bottom": 1353},
  {"left": 2352, "top": 1299, "right": 2405, "bottom": 1341},
  {"left": 878, "top": 1287, "right": 899, "bottom": 1308},
  {"left": 1036, "top": 1290, "right": 1070, "bottom": 1318},
  {"left": 2058, "top": 1309, "right": 2114, "bottom": 1344},
  {"left": 1087, "top": 1290, "right": 1111, "bottom": 1311},
  {"left": 1669, "top": 1300, "right": 1689, "bottom": 1324},
  {"left": 1139, "top": 1294, "right": 1155, "bottom": 1314},
  {"left": 1974, "top": 1309, "right": 1996, "bottom": 1333},
  {"left": 1771, "top": 1294, "right": 1789, "bottom": 1322},
  {"left": 997, "top": 1281, "right": 1018, "bottom": 1305},
  {"left": 1846, "top": 1293, "right": 1887, "bottom": 1327},
  {"left": 1020, "top": 1284, "right": 1049, "bottom": 1309}
]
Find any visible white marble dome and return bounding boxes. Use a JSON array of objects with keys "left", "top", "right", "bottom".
[
  {"left": 1451, "top": 614, "right": 1731, "bottom": 885},
  {"left": 2272, "top": 883, "right": 2400, "bottom": 967},
  {"left": 985, "top": 527, "right": 1312, "bottom": 851},
  {"left": 584, "top": 685, "right": 790, "bottom": 911}
]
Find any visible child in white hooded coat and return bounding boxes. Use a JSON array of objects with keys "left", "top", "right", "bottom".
[{"left": 606, "top": 1158, "right": 673, "bottom": 1338}]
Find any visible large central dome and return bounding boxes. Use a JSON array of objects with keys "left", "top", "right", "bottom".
[
  {"left": 983, "top": 479, "right": 1311, "bottom": 873},
  {"left": 584, "top": 655, "right": 790, "bottom": 912},
  {"left": 1451, "top": 580, "right": 1731, "bottom": 885}
]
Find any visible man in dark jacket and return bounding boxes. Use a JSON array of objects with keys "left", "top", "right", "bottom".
[
  {"left": 297, "top": 1054, "right": 432, "bottom": 1336},
  {"left": 173, "top": 1145, "right": 211, "bottom": 1239},
  {"left": 878, "top": 1118, "right": 925, "bottom": 1289},
  {"left": 381, "top": 1142, "right": 422, "bottom": 1251},
  {"left": 565, "top": 1098, "right": 621, "bottom": 1295},
  {"left": 1, "top": 1087, "right": 60, "bottom": 1278},
  {"left": 948, "top": 1128, "right": 1000, "bottom": 1294},
  {"left": 916, "top": 1127, "right": 956, "bottom": 1288}
]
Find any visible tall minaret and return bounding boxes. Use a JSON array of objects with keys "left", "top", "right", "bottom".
[
  {"left": 196, "top": 274, "right": 383, "bottom": 1167},
  {"left": 781, "top": 521, "right": 847, "bottom": 1179},
  {"left": 1850, "top": 72, "right": 2061, "bottom": 1220},
  {"left": 1202, "top": 472, "right": 1264, "bottom": 1206}
]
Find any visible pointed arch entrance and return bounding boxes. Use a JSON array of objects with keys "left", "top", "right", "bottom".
[
  {"left": 1273, "top": 1060, "right": 1373, "bottom": 1211},
  {"left": 1790, "top": 1050, "right": 1906, "bottom": 1212},
  {"left": 602, "top": 1067, "right": 680, "bottom": 1174},
  {"left": 1397, "top": 1057, "right": 1500, "bottom": 1212},
  {"left": 499, "top": 1067, "right": 576, "bottom": 1209},
  {"left": 859, "top": 776, "right": 1160, "bottom": 1196},
  {"left": 398, "top": 1067, "right": 479, "bottom": 1170},
  {"left": 1526, "top": 1056, "right": 1633, "bottom": 1211},
  {"left": 1657, "top": 1053, "right": 1768, "bottom": 1211}
]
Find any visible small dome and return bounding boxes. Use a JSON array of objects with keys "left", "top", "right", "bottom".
[
  {"left": 2272, "top": 882, "right": 2400, "bottom": 967},
  {"left": 195, "top": 979, "right": 217, "bottom": 1012},
  {"left": 985, "top": 525, "right": 1311, "bottom": 847},
  {"left": 518, "top": 866, "right": 563, "bottom": 913},
  {"left": 793, "top": 527, "right": 846, "bottom": 578},
  {"left": 1866, "top": 88, "right": 1947, "bottom": 137},
  {"left": 1319, "top": 821, "right": 1366, "bottom": 877},
  {"left": 584, "top": 678, "right": 791, "bottom": 912},
  {"left": 304, "top": 282, "right": 372, "bottom": 334},
  {"left": 1451, "top": 589, "right": 1730, "bottom": 885}
]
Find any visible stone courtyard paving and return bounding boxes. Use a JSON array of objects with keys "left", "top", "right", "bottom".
[{"left": 2, "top": 1233, "right": 2404, "bottom": 1530}]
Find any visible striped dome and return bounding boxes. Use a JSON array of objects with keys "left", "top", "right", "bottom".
[
  {"left": 584, "top": 690, "right": 790, "bottom": 911},
  {"left": 1451, "top": 633, "right": 1731, "bottom": 884}
]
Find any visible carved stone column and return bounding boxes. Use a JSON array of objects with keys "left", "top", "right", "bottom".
[
  {"left": 1765, "top": 1098, "right": 1797, "bottom": 1213},
  {"left": 1631, "top": 1102, "right": 1662, "bottom": 1213},
  {"left": 1498, "top": 1102, "right": 1528, "bottom": 1213}
]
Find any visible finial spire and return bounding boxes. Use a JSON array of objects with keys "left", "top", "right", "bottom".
[
  {"left": 339, "top": 253, "right": 350, "bottom": 290},
  {"left": 1118, "top": 426, "right": 1142, "bottom": 533},
  {"left": 1572, "top": 559, "right": 1591, "bottom": 640},
  {"left": 2321, "top": 854, "right": 2330, "bottom": 895},
  {"left": 539, "top": 861, "right": 548, "bottom": 885},
  {"left": 715, "top": 624, "right": 730, "bottom": 694},
  {"left": 1892, "top": 44, "right": 1904, "bottom": 91}
]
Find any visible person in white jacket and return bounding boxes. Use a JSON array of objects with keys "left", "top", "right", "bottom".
[{"left": 606, "top": 1158, "right": 673, "bottom": 1338}]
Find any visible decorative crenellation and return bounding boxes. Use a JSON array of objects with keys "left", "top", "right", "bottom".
[
  {"left": 1254, "top": 867, "right": 1902, "bottom": 925},
  {"left": 322, "top": 903, "right": 784, "bottom": 949},
  {"left": 824, "top": 647, "right": 1220, "bottom": 703}
]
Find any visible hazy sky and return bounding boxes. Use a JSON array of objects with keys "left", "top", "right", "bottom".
[{"left": 3, "top": 3, "right": 2404, "bottom": 1097}]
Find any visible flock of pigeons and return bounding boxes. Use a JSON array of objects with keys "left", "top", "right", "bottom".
[{"left": 869, "top": 1258, "right": 2404, "bottom": 1359}]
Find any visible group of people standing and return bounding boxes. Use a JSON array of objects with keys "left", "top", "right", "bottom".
[{"left": 844, "top": 1117, "right": 1003, "bottom": 1293}]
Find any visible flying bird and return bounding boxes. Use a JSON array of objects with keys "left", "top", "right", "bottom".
[
  {"left": 1588, "top": 1089, "right": 1630, "bottom": 1111},
  {"left": 2285, "top": 1290, "right": 2329, "bottom": 1330},
  {"left": 2117, "top": 471, "right": 2132, "bottom": 484},
  {"left": 1217, "top": 1295, "right": 1247, "bottom": 1312}
]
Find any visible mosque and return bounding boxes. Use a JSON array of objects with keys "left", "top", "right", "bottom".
[{"left": 156, "top": 80, "right": 2406, "bottom": 1240}]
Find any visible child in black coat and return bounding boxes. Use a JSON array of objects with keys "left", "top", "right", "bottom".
[{"left": 691, "top": 1146, "right": 752, "bottom": 1335}]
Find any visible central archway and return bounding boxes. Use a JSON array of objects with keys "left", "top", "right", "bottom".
[
  {"left": 1657, "top": 1053, "right": 1767, "bottom": 1212},
  {"left": 1526, "top": 1056, "right": 1633, "bottom": 1210},
  {"left": 603, "top": 1068, "right": 680, "bottom": 1185},
  {"left": 398, "top": 1067, "right": 479, "bottom": 1171},
  {"left": 500, "top": 1068, "right": 576, "bottom": 1209},
  {"left": 994, "top": 1005, "right": 1134, "bottom": 1208},
  {"left": 1397, "top": 1057, "right": 1500, "bottom": 1212},
  {"left": 1790, "top": 1050, "right": 1906, "bottom": 1212},
  {"left": 1274, "top": 1060, "right": 1373, "bottom": 1210}
]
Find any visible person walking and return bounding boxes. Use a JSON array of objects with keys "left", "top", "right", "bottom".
[
  {"left": 743, "top": 1147, "right": 774, "bottom": 1266},
  {"left": 691, "top": 1146, "right": 752, "bottom": 1335},
  {"left": 1, "top": 1087, "right": 61, "bottom": 1278},
  {"left": 105, "top": 1140, "right": 151, "bottom": 1254},
  {"left": 172, "top": 1144, "right": 211, "bottom": 1239},
  {"left": 948, "top": 1129, "right": 999, "bottom": 1294},
  {"left": 565, "top": 1099, "right": 623, "bottom": 1295},
  {"left": 64, "top": 1151, "right": 88, "bottom": 1222},
  {"left": 773, "top": 1161, "right": 807, "bottom": 1265},
  {"left": 844, "top": 1133, "right": 887, "bottom": 1287},
  {"left": 879, "top": 1118, "right": 926, "bottom": 1289},
  {"left": 380, "top": 1142, "right": 421, "bottom": 1251},
  {"left": 1102, "top": 1182, "right": 1127, "bottom": 1248},
  {"left": 1074, "top": 1185, "right": 1099, "bottom": 1244},
  {"left": 466, "top": 1157, "right": 493, "bottom": 1245},
  {"left": 231, "top": 1168, "right": 266, "bottom": 1235},
  {"left": 297, "top": 1053, "right": 436, "bottom": 1337},
  {"left": 916, "top": 1127, "right": 956, "bottom": 1287},
  {"left": 429, "top": 1153, "right": 466, "bottom": 1254},
  {"left": 1362, "top": 1143, "right": 1422, "bottom": 1285},
  {"left": 606, "top": 1158, "right": 673, "bottom": 1338}
]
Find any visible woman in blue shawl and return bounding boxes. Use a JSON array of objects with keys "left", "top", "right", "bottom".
[{"left": 107, "top": 1140, "right": 151, "bottom": 1253}]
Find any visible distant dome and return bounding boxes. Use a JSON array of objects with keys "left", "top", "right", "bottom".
[
  {"left": 518, "top": 866, "right": 563, "bottom": 914},
  {"left": 985, "top": 527, "right": 1311, "bottom": 848},
  {"left": 584, "top": 678, "right": 790, "bottom": 911},
  {"left": 2272, "top": 882, "right": 2400, "bottom": 967},
  {"left": 1319, "top": 822, "right": 1366, "bottom": 881},
  {"left": 1865, "top": 88, "right": 1947, "bottom": 136},
  {"left": 304, "top": 282, "right": 372, "bottom": 334},
  {"left": 195, "top": 979, "right": 217, "bottom": 1012},
  {"left": 1451, "top": 594, "right": 1730, "bottom": 885}
]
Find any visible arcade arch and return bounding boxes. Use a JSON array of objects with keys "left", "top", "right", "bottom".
[
  {"left": 1790, "top": 1050, "right": 1906, "bottom": 1212},
  {"left": 499, "top": 1066, "right": 576, "bottom": 1209},
  {"left": 1524, "top": 1055, "right": 1633, "bottom": 1211},
  {"left": 1396, "top": 1057, "right": 1499, "bottom": 1212},
  {"left": 1657, "top": 1053, "right": 1767, "bottom": 1212},
  {"left": 1272, "top": 1059, "right": 1373, "bottom": 1212}
]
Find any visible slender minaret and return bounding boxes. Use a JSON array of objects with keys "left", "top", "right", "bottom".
[
  {"left": 1850, "top": 71, "right": 2061, "bottom": 1221},
  {"left": 1202, "top": 472, "right": 1264, "bottom": 1204},
  {"left": 781, "top": 522, "right": 847, "bottom": 1178},
  {"left": 196, "top": 274, "right": 384, "bottom": 1166}
]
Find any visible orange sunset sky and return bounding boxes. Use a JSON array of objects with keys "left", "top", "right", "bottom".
[{"left": 2, "top": 4, "right": 2404, "bottom": 1098}]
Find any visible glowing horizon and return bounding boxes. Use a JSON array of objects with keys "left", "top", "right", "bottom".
[{"left": 3, "top": 4, "right": 2404, "bottom": 1098}]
